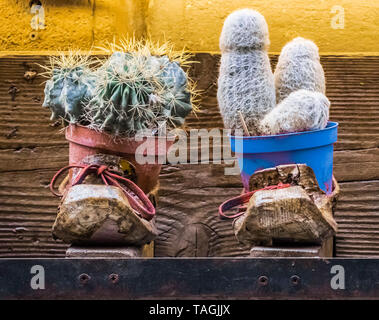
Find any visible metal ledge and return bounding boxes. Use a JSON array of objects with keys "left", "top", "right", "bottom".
[{"left": 0, "top": 258, "right": 378, "bottom": 299}]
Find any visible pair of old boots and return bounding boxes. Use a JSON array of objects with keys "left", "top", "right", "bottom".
[{"left": 53, "top": 154, "right": 339, "bottom": 250}]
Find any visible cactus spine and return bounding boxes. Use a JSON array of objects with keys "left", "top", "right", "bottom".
[{"left": 217, "top": 9, "right": 276, "bottom": 135}]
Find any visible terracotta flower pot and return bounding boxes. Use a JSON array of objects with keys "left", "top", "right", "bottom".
[{"left": 65, "top": 124, "right": 174, "bottom": 194}]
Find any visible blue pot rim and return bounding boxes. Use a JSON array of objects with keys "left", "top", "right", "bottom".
[
  {"left": 229, "top": 121, "right": 339, "bottom": 153},
  {"left": 230, "top": 121, "right": 338, "bottom": 140}
]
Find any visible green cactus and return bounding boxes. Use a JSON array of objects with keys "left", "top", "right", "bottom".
[
  {"left": 41, "top": 43, "right": 198, "bottom": 136},
  {"left": 42, "top": 66, "right": 96, "bottom": 122},
  {"left": 40, "top": 51, "right": 96, "bottom": 123},
  {"left": 85, "top": 51, "right": 193, "bottom": 137}
]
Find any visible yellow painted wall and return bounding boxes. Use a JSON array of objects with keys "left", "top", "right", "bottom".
[
  {"left": 146, "top": 0, "right": 379, "bottom": 54},
  {"left": 1, "top": 0, "right": 378, "bottom": 54},
  {"left": 0, "top": 0, "right": 147, "bottom": 52}
]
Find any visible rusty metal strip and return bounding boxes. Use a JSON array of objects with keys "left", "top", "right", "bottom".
[{"left": 0, "top": 258, "right": 378, "bottom": 299}]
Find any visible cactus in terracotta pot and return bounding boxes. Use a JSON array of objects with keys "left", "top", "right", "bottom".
[
  {"left": 274, "top": 37, "right": 326, "bottom": 103},
  {"left": 260, "top": 89, "right": 330, "bottom": 135},
  {"left": 217, "top": 9, "right": 276, "bottom": 135}
]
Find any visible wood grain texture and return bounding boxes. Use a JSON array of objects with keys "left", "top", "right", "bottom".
[
  {"left": 154, "top": 164, "right": 250, "bottom": 257},
  {"left": 334, "top": 180, "right": 379, "bottom": 257},
  {"left": 0, "top": 168, "right": 66, "bottom": 257},
  {"left": 250, "top": 236, "right": 333, "bottom": 257},
  {"left": 0, "top": 54, "right": 379, "bottom": 257},
  {"left": 334, "top": 148, "right": 379, "bottom": 182},
  {"left": 0, "top": 56, "right": 66, "bottom": 150}
]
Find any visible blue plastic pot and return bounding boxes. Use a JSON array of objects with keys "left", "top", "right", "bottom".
[{"left": 230, "top": 121, "right": 338, "bottom": 194}]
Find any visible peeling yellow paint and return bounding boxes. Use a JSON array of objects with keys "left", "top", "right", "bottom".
[{"left": 0, "top": 0, "right": 378, "bottom": 54}]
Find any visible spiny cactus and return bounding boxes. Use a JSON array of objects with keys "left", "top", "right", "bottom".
[
  {"left": 85, "top": 49, "right": 194, "bottom": 137},
  {"left": 260, "top": 89, "right": 330, "bottom": 135},
  {"left": 42, "top": 67, "right": 96, "bottom": 122},
  {"left": 274, "top": 37, "right": 325, "bottom": 103},
  {"left": 217, "top": 9, "right": 276, "bottom": 135},
  {"left": 41, "top": 51, "right": 96, "bottom": 122},
  {"left": 41, "top": 40, "right": 198, "bottom": 137}
]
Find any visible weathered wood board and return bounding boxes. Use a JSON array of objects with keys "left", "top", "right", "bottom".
[
  {"left": 155, "top": 164, "right": 250, "bottom": 257},
  {"left": 250, "top": 236, "right": 334, "bottom": 258},
  {"left": 1, "top": 54, "right": 379, "bottom": 257}
]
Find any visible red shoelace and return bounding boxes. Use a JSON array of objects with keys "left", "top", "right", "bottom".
[
  {"left": 50, "top": 164, "right": 156, "bottom": 221},
  {"left": 218, "top": 182, "right": 291, "bottom": 219}
]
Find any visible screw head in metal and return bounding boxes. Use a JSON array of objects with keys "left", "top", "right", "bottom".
[
  {"left": 258, "top": 275, "right": 269, "bottom": 286},
  {"left": 109, "top": 273, "right": 119, "bottom": 284},
  {"left": 78, "top": 273, "right": 91, "bottom": 284},
  {"left": 291, "top": 275, "right": 301, "bottom": 286}
]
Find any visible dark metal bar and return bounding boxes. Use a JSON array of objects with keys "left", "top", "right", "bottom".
[{"left": 0, "top": 258, "right": 377, "bottom": 299}]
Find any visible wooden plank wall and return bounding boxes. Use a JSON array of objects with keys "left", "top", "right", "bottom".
[{"left": 0, "top": 54, "right": 378, "bottom": 258}]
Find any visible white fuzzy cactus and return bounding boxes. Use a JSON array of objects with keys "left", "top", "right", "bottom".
[
  {"left": 260, "top": 89, "right": 330, "bottom": 135},
  {"left": 274, "top": 37, "right": 325, "bottom": 103},
  {"left": 217, "top": 9, "right": 276, "bottom": 135}
]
